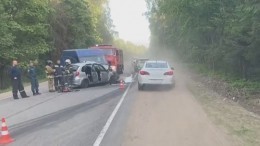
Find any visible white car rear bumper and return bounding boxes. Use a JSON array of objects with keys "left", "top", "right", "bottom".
[{"left": 138, "top": 75, "right": 174, "bottom": 85}]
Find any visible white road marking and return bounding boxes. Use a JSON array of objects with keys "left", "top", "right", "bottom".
[{"left": 93, "top": 75, "right": 135, "bottom": 146}]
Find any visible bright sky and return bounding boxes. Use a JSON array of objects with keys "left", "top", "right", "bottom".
[{"left": 109, "top": 0, "right": 150, "bottom": 47}]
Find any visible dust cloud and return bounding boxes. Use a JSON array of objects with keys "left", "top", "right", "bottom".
[{"left": 122, "top": 48, "right": 236, "bottom": 146}]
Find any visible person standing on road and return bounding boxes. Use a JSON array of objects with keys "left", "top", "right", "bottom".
[
  {"left": 64, "top": 59, "right": 74, "bottom": 87},
  {"left": 9, "top": 60, "right": 29, "bottom": 99},
  {"left": 45, "top": 60, "right": 55, "bottom": 92},
  {"left": 28, "top": 61, "right": 41, "bottom": 96},
  {"left": 54, "top": 60, "right": 64, "bottom": 91}
]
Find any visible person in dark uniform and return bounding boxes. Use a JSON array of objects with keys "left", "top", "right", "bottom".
[
  {"left": 84, "top": 65, "right": 93, "bottom": 82},
  {"left": 94, "top": 66, "right": 101, "bottom": 81},
  {"left": 10, "top": 60, "right": 29, "bottom": 99},
  {"left": 64, "top": 59, "right": 74, "bottom": 87},
  {"left": 54, "top": 60, "right": 64, "bottom": 91},
  {"left": 28, "top": 62, "right": 41, "bottom": 96}
]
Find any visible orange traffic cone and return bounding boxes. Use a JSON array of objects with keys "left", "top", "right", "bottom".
[
  {"left": 0, "top": 118, "right": 14, "bottom": 144},
  {"left": 119, "top": 80, "right": 125, "bottom": 90}
]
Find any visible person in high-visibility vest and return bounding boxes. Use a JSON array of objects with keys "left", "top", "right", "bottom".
[{"left": 45, "top": 60, "right": 55, "bottom": 92}]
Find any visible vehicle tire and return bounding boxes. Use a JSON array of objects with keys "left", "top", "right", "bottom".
[
  {"left": 138, "top": 83, "right": 144, "bottom": 91},
  {"left": 80, "top": 79, "right": 89, "bottom": 88}
]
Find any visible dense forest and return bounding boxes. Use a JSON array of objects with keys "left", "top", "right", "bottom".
[
  {"left": 145, "top": 0, "right": 260, "bottom": 82},
  {"left": 0, "top": 0, "right": 115, "bottom": 89},
  {"left": 0, "top": 0, "right": 147, "bottom": 90},
  {"left": 0, "top": 0, "right": 148, "bottom": 90},
  {"left": 0, "top": 0, "right": 115, "bottom": 64}
]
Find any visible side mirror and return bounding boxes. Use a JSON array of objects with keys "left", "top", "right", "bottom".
[{"left": 171, "top": 67, "right": 174, "bottom": 70}]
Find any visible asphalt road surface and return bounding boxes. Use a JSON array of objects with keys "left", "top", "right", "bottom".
[{"left": 0, "top": 63, "right": 236, "bottom": 146}]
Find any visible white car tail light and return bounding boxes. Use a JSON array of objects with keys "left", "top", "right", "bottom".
[
  {"left": 164, "top": 70, "right": 174, "bottom": 75},
  {"left": 139, "top": 70, "right": 150, "bottom": 75}
]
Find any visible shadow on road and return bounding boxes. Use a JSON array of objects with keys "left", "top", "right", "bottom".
[{"left": 140, "top": 85, "right": 173, "bottom": 92}]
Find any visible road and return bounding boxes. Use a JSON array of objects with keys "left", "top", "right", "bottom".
[
  {"left": 122, "top": 70, "right": 234, "bottom": 146},
  {"left": 0, "top": 62, "right": 236, "bottom": 146}
]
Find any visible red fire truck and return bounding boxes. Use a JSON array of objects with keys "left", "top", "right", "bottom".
[{"left": 90, "top": 45, "right": 124, "bottom": 74}]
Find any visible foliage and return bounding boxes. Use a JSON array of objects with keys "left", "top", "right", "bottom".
[
  {"left": 0, "top": 0, "right": 115, "bottom": 89},
  {"left": 49, "top": 0, "right": 114, "bottom": 60},
  {"left": 146, "top": 0, "right": 260, "bottom": 81},
  {"left": 0, "top": 0, "right": 51, "bottom": 65}
]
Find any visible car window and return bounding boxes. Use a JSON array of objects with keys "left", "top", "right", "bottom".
[
  {"left": 137, "top": 61, "right": 146, "bottom": 68},
  {"left": 81, "top": 64, "right": 91, "bottom": 72},
  {"left": 72, "top": 65, "right": 79, "bottom": 71},
  {"left": 80, "top": 56, "right": 106, "bottom": 64},
  {"left": 97, "top": 49, "right": 114, "bottom": 55},
  {"left": 93, "top": 64, "right": 100, "bottom": 72},
  {"left": 98, "top": 65, "right": 106, "bottom": 71},
  {"left": 145, "top": 62, "right": 168, "bottom": 68}
]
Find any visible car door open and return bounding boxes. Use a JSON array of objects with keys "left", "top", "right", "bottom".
[
  {"left": 91, "top": 65, "right": 99, "bottom": 83},
  {"left": 98, "top": 64, "right": 109, "bottom": 83}
]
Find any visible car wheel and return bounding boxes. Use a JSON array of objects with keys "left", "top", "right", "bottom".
[
  {"left": 80, "top": 79, "right": 89, "bottom": 88},
  {"left": 138, "top": 83, "right": 144, "bottom": 90}
]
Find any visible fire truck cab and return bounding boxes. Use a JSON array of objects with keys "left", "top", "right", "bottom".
[{"left": 90, "top": 45, "right": 124, "bottom": 74}]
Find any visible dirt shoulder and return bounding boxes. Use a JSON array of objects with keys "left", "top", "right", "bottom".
[
  {"left": 190, "top": 73, "right": 260, "bottom": 115},
  {"left": 189, "top": 77, "right": 260, "bottom": 146},
  {"left": 122, "top": 66, "right": 238, "bottom": 146}
]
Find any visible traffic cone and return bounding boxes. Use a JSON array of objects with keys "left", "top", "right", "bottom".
[
  {"left": 0, "top": 118, "right": 14, "bottom": 144},
  {"left": 119, "top": 80, "right": 125, "bottom": 90}
]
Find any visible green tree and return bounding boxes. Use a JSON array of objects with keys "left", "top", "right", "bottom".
[
  {"left": 49, "top": 0, "right": 115, "bottom": 60},
  {"left": 0, "top": 0, "right": 51, "bottom": 89},
  {"left": 146, "top": 0, "right": 260, "bottom": 80},
  {"left": 0, "top": 0, "right": 51, "bottom": 62}
]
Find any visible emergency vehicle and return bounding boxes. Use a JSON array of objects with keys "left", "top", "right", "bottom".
[{"left": 90, "top": 45, "right": 124, "bottom": 74}]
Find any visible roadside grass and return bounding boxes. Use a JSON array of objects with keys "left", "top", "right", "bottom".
[
  {"left": 186, "top": 63, "right": 260, "bottom": 95},
  {"left": 0, "top": 87, "right": 12, "bottom": 94},
  {"left": 188, "top": 81, "right": 260, "bottom": 146}
]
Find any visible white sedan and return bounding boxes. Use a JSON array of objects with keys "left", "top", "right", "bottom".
[{"left": 137, "top": 60, "right": 175, "bottom": 90}]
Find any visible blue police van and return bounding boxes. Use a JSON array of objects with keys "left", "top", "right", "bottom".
[{"left": 61, "top": 49, "right": 108, "bottom": 66}]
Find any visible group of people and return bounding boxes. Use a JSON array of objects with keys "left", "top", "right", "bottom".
[
  {"left": 45, "top": 59, "right": 74, "bottom": 92},
  {"left": 9, "top": 59, "right": 74, "bottom": 100}
]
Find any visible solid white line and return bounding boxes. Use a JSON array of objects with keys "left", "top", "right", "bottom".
[{"left": 93, "top": 75, "right": 135, "bottom": 146}]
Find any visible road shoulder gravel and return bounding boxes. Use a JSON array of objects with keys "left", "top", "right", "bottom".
[{"left": 188, "top": 79, "right": 260, "bottom": 146}]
